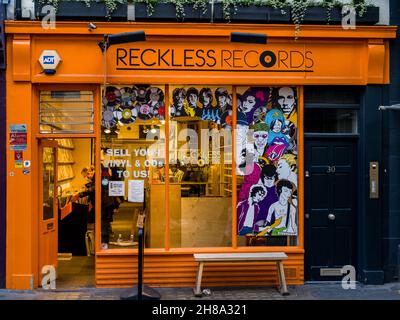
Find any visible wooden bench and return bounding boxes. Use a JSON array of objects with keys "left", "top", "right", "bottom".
[{"left": 193, "top": 252, "right": 289, "bottom": 297}]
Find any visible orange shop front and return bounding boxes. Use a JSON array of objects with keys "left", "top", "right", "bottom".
[{"left": 5, "top": 22, "right": 396, "bottom": 290}]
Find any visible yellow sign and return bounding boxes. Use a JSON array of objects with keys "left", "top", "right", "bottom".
[{"left": 14, "top": 160, "right": 23, "bottom": 168}]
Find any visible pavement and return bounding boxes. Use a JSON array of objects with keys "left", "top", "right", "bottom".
[{"left": 0, "top": 282, "right": 399, "bottom": 300}]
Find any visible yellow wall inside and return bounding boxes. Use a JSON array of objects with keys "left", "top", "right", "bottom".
[
  {"left": 181, "top": 197, "right": 232, "bottom": 248},
  {"left": 71, "top": 139, "right": 92, "bottom": 190}
]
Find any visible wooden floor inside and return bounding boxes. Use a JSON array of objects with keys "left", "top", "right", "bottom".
[{"left": 57, "top": 256, "right": 95, "bottom": 289}]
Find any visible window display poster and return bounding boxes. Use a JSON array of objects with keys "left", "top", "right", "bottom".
[
  {"left": 128, "top": 179, "right": 144, "bottom": 203},
  {"left": 101, "top": 85, "right": 166, "bottom": 130},
  {"left": 236, "top": 86, "right": 298, "bottom": 237},
  {"left": 109, "top": 181, "right": 125, "bottom": 197},
  {"left": 168, "top": 85, "right": 233, "bottom": 128}
]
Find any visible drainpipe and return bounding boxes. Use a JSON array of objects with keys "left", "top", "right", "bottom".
[{"left": 15, "top": 0, "right": 21, "bottom": 19}]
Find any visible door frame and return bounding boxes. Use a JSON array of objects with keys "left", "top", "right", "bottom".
[
  {"left": 38, "top": 139, "right": 59, "bottom": 280},
  {"left": 31, "top": 84, "right": 99, "bottom": 288},
  {"left": 304, "top": 135, "right": 360, "bottom": 281}
]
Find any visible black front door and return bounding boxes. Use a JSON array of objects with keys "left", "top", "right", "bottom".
[{"left": 304, "top": 139, "right": 357, "bottom": 280}]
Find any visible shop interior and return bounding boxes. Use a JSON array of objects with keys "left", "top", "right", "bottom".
[
  {"left": 100, "top": 117, "right": 233, "bottom": 250},
  {"left": 43, "top": 138, "right": 96, "bottom": 288}
]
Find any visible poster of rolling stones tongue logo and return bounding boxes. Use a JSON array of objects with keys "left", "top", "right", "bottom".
[{"left": 236, "top": 86, "right": 298, "bottom": 237}]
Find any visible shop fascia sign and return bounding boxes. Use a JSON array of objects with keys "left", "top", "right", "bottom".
[
  {"left": 112, "top": 44, "right": 315, "bottom": 73},
  {"left": 39, "top": 50, "right": 62, "bottom": 75}
]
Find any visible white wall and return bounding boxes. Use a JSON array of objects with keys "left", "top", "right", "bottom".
[
  {"left": 333, "top": 0, "right": 389, "bottom": 25},
  {"left": 373, "top": 0, "right": 390, "bottom": 25}
]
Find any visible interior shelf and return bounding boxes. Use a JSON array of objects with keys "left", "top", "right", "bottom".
[
  {"left": 58, "top": 176, "right": 75, "bottom": 183},
  {"left": 56, "top": 139, "right": 75, "bottom": 183},
  {"left": 58, "top": 146, "right": 75, "bottom": 150}
]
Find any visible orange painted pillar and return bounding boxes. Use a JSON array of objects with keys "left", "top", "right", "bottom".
[{"left": 6, "top": 35, "right": 37, "bottom": 289}]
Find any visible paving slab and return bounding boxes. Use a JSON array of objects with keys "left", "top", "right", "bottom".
[{"left": 0, "top": 282, "right": 399, "bottom": 300}]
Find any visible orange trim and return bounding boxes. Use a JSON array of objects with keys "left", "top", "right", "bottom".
[
  {"left": 31, "top": 85, "right": 99, "bottom": 286},
  {"left": 384, "top": 40, "right": 390, "bottom": 84},
  {"left": 165, "top": 85, "right": 170, "bottom": 251},
  {"left": 36, "top": 134, "right": 96, "bottom": 139},
  {"left": 12, "top": 35, "right": 31, "bottom": 81},
  {"left": 96, "top": 246, "right": 305, "bottom": 256},
  {"left": 31, "top": 86, "right": 39, "bottom": 288},
  {"left": 6, "top": 23, "right": 396, "bottom": 86},
  {"left": 6, "top": 43, "right": 34, "bottom": 288},
  {"left": 232, "top": 86, "right": 237, "bottom": 249},
  {"left": 38, "top": 139, "right": 59, "bottom": 281},
  {"left": 94, "top": 87, "right": 101, "bottom": 255},
  {"left": 298, "top": 86, "right": 304, "bottom": 248}
]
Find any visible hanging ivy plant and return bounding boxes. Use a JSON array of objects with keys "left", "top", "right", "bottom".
[
  {"left": 219, "top": 0, "right": 236, "bottom": 21},
  {"left": 168, "top": 0, "right": 209, "bottom": 20},
  {"left": 38, "top": 0, "right": 376, "bottom": 38},
  {"left": 39, "top": 0, "right": 60, "bottom": 12},
  {"left": 132, "top": 0, "right": 209, "bottom": 19},
  {"left": 132, "top": 0, "right": 158, "bottom": 16},
  {"left": 353, "top": 0, "right": 370, "bottom": 17},
  {"left": 192, "top": 0, "right": 209, "bottom": 16},
  {"left": 103, "top": 0, "right": 121, "bottom": 17},
  {"left": 219, "top": 0, "right": 290, "bottom": 22},
  {"left": 323, "top": 0, "right": 334, "bottom": 24},
  {"left": 290, "top": 0, "right": 309, "bottom": 40}
]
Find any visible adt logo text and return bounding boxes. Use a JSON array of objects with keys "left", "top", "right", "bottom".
[{"left": 43, "top": 56, "right": 55, "bottom": 64}]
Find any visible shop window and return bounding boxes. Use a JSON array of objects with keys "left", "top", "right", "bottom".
[
  {"left": 39, "top": 91, "right": 94, "bottom": 134},
  {"left": 100, "top": 85, "right": 300, "bottom": 250},
  {"left": 101, "top": 85, "right": 166, "bottom": 249},
  {"left": 305, "top": 109, "right": 358, "bottom": 134},
  {"left": 304, "top": 86, "right": 361, "bottom": 105},
  {"left": 236, "top": 86, "right": 299, "bottom": 247},
  {"left": 168, "top": 86, "right": 233, "bottom": 248}
]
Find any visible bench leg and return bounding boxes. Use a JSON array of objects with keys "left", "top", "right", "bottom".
[
  {"left": 194, "top": 262, "right": 204, "bottom": 297},
  {"left": 277, "top": 261, "right": 289, "bottom": 296}
]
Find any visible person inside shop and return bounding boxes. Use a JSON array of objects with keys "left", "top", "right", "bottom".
[
  {"left": 99, "top": 149, "right": 120, "bottom": 250},
  {"left": 80, "top": 166, "right": 95, "bottom": 224},
  {"left": 153, "top": 164, "right": 165, "bottom": 183}
]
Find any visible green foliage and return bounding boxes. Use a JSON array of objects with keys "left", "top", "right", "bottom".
[
  {"left": 290, "top": 0, "right": 309, "bottom": 40},
  {"left": 39, "top": 0, "right": 60, "bottom": 12},
  {"left": 352, "top": 0, "right": 373, "bottom": 17},
  {"left": 39, "top": 0, "right": 375, "bottom": 37},
  {"left": 103, "top": 0, "right": 121, "bottom": 17}
]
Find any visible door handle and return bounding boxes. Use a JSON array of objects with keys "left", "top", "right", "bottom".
[
  {"left": 305, "top": 213, "right": 310, "bottom": 219},
  {"left": 305, "top": 171, "right": 310, "bottom": 178},
  {"left": 328, "top": 213, "right": 336, "bottom": 221}
]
